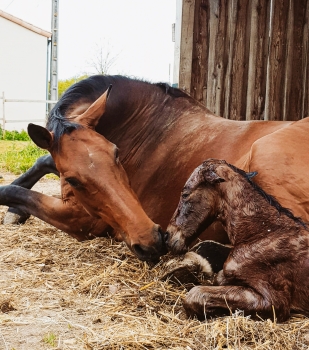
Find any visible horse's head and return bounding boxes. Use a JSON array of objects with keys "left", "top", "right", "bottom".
[
  {"left": 28, "top": 87, "right": 167, "bottom": 262},
  {"left": 166, "top": 159, "right": 231, "bottom": 254}
]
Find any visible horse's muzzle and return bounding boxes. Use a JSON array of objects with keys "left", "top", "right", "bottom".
[{"left": 132, "top": 226, "right": 168, "bottom": 262}]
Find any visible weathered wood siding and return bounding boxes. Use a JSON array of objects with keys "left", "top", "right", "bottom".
[{"left": 179, "top": 0, "right": 309, "bottom": 121}]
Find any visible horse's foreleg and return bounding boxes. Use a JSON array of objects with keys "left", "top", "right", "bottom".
[
  {"left": 0, "top": 185, "right": 108, "bottom": 240},
  {"left": 5, "top": 155, "right": 59, "bottom": 224},
  {"left": 183, "top": 285, "right": 290, "bottom": 322},
  {"left": 10, "top": 154, "right": 59, "bottom": 187}
]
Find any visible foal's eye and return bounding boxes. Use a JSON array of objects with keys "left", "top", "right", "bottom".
[
  {"left": 182, "top": 192, "right": 190, "bottom": 199},
  {"left": 65, "top": 177, "right": 82, "bottom": 189}
]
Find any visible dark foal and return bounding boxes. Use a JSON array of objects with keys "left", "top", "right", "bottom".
[{"left": 167, "top": 159, "right": 309, "bottom": 322}]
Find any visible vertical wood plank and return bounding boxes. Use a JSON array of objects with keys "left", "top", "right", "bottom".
[
  {"left": 223, "top": 0, "right": 238, "bottom": 119},
  {"left": 282, "top": 0, "right": 293, "bottom": 121},
  {"left": 179, "top": 0, "right": 196, "bottom": 93},
  {"left": 245, "top": 0, "right": 271, "bottom": 120},
  {"left": 204, "top": 0, "right": 228, "bottom": 116},
  {"left": 302, "top": 0, "right": 309, "bottom": 118},
  {"left": 190, "top": 0, "right": 209, "bottom": 104},
  {"left": 265, "top": 0, "right": 290, "bottom": 121},
  {"left": 227, "top": 0, "right": 250, "bottom": 120},
  {"left": 287, "top": 0, "right": 309, "bottom": 120}
]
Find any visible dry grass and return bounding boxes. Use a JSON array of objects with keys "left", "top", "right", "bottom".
[{"left": 0, "top": 175, "right": 309, "bottom": 349}]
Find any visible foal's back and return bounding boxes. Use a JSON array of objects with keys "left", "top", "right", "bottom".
[{"left": 213, "top": 161, "right": 309, "bottom": 318}]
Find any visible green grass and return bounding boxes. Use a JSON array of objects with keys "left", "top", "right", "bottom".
[
  {"left": 43, "top": 332, "right": 57, "bottom": 347},
  {"left": 0, "top": 141, "right": 48, "bottom": 175}
]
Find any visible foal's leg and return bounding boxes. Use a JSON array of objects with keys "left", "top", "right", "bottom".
[
  {"left": 183, "top": 285, "right": 290, "bottom": 322},
  {"left": 4, "top": 155, "right": 59, "bottom": 224}
]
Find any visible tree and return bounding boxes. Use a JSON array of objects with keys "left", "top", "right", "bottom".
[
  {"left": 58, "top": 75, "right": 89, "bottom": 98},
  {"left": 87, "top": 40, "right": 120, "bottom": 75}
]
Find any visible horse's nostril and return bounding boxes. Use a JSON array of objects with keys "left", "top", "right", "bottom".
[
  {"left": 164, "top": 231, "right": 169, "bottom": 243},
  {"left": 132, "top": 244, "right": 147, "bottom": 260}
]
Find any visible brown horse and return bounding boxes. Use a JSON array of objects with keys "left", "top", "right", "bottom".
[
  {"left": 28, "top": 88, "right": 166, "bottom": 261},
  {"left": 1, "top": 75, "right": 309, "bottom": 261},
  {"left": 167, "top": 159, "right": 309, "bottom": 322}
]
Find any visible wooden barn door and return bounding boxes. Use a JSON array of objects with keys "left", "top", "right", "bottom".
[{"left": 179, "top": 0, "right": 309, "bottom": 121}]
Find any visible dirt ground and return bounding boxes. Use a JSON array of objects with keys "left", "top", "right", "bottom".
[{"left": 1, "top": 173, "right": 309, "bottom": 350}]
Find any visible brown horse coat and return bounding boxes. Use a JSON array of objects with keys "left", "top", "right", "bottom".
[
  {"left": 167, "top": 159, "right": 309, "bottom": 322},
  {"left": 1, "top": 76, "right": 309, "bottom": 261},
  {"left": 242, "top": 117, "right": 309, "bottom": 221}
]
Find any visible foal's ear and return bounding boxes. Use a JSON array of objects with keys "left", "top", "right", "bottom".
[
  {"left": 75, "top": 85, "right": 112, "bottom": 129},
  {"left": 246, "top": 171, "right": 258, "bottom": 179},
  {"left": 28, "top": 123, "right": 54, "bottom": 150},
  {"left": 203, "top": 170, "right": 225, "bottom": 184}
]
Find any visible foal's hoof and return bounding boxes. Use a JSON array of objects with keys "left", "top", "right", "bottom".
[
  {"left": 183, "top": 286, "right": 209, "bottom": 320},
  {"left": 3, "top": 211, "right": 30, "bottom": 225},
  {"left": 161, "top": 251, "right": 214, "bottom": 286},
  {"left": 189, "top": 241, "right": 232, "bottom": 273},
  {"left": 162, "top": 241, "right": 232, "bottom": 287}
]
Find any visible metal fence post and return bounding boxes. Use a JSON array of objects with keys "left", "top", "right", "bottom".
[{"left": 1, "top": 91, "right": 5, "bottom": 138}]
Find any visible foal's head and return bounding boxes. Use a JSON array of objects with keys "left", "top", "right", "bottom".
[
  {"left": 166, "top": 159, "right": 257, "bottom": 254},
  {"left": 166, "top": 159, "right": 226, "bottom": 254},
  {"left": 28, "top": 87, "right": 166, "bottom": 261}
]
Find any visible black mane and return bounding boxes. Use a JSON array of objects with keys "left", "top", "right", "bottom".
[
  {"left": 155, "top": 82, "right": 191, "bottom": 98},
  {"left": 47, "top": 75, "right": 124, "bottom": 143},
  {"left": 227, "top": 163, "right": 308, "bottom": 229},
  {"left": 47, "top": 75, "right": 193, "bottom": 146}
]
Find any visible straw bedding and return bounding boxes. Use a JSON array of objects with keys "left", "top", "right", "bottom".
[{"left": 0, "top": 175, "right": 309, "bottom": 349}]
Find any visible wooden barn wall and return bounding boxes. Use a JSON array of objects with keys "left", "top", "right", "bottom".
[{"left": 179, "top": 0, "right": 309, "bottom": 121}]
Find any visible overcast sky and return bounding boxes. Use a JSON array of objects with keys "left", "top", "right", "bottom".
[{"left": 0, "top": 0, "right": 176, "bottom": 83}]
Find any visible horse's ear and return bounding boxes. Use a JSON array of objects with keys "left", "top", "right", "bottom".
[
  {"left": 74, "top": 85, "right": 112, "bottom": 129},
  {"left": 203, "top": 170, "right": 225, "bottom": 184},
  {"left": 28, "top": 123, "right": 54, "bottom": 150}
]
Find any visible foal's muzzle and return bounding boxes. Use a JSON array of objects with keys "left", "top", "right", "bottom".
[{"left": 165, "top": 226, "right": 188, "bottom": 255}]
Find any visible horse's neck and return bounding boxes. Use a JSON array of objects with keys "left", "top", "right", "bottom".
[
  {"left": 218, "top": 181, "right": 292, "bottom": 245},
  {"left": 106, "top": 92, "right": 213, "bottom": 161}
]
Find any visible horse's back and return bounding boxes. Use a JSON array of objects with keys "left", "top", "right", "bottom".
[{"left": 245, "top": 117, "right": 309, "bottom": 221}]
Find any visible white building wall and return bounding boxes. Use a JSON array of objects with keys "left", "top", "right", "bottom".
[{"left": 0, "top": 15, "right": 48, "bottom": 131}]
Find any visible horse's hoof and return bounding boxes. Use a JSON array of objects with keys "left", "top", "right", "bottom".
[{"left": 3, "top": 212, "right": 30, "bottom": 225}]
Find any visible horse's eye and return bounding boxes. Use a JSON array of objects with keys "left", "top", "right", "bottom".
[
  {"left": 65, "top": 177, "right": 82, "bottom": 189},
  {"left": 114, "top": 147, "right": 119, "bottom": 163}
]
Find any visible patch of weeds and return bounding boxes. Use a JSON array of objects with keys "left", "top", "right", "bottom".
[
  {"left": 43, "top": 332, "right": 57, "bottom": 347},
  {"left": 0, "top": 142, "right": 47, "bottom": 174},
  {"left": 0, "top": 127, "right": 31, "bottom": 141}
]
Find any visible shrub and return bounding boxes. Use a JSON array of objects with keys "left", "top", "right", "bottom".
[{"left": 0, "top": 126, "right": 31, "bottom": 141}]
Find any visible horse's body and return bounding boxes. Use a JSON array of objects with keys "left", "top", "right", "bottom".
[
  {"left": 167, "top": 159, "right": 309, "bottom": 322},
  {"left": 1, "top": 75, "right": 309, "bottom": 260}
]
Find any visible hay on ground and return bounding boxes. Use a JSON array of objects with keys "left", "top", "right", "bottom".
[{"left": 0, "top": 175, "right": 309, "bottom": 349}]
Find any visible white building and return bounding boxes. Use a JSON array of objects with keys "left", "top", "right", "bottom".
[{"left": 0, "top": 10, "right": 51, "bottom": 131}]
